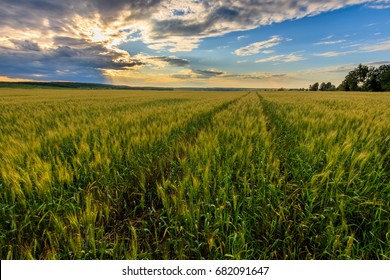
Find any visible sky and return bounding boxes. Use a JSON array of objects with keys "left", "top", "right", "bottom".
[{"left": 0, "top": 0, "right": 390, "bottom": 88}]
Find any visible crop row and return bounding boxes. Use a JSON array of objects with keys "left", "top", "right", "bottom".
[{"left": 0, "top": 89, "right": 389, "bottom": 259}]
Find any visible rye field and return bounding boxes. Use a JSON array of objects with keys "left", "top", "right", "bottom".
[{"left": 0, "top": 89, "right": 389, "bottom": 260}]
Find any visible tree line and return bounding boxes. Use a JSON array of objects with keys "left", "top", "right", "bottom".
[{"left": 309, "top": 63, "right": 390, "bottom": 92}]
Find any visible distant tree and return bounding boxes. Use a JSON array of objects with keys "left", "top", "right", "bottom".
[
  {"left": 340, "top": 64, "right": 369, "bottom": 91},
  {"left": 337, "top": 82, "right": 345, "bottom": 91},
  {"left": 327, "top": 82, "right": 336, "bottom": 91},
  {"left": 319, "top": 82, "right": 336, "bottom": 91},
  {"left": 378, "top": 64, "right": 390, "bottom": 91},
  {"left": 309, "top": 82, "right": 319, "bottom": 91},
  {"left": 364, "top": 66, "right": 382, "bottom": 91},
  {"left": 339, "top": 64, "right": 390, "bottom": 92}
]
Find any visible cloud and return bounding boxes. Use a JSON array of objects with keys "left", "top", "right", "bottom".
[
  {"left": 234, "top": 36, "right": 282, "bottom": 56},
  {"left": 170, "top": 74, "right": 194, "bottom": 80},
  {"left": 256, "top": 55, "right": 285, "bottom": 63},
  {"left": 0, "top": 0, "right": 379, "bottom": 82},
  {"left": 237, "top": 35, "right": 249, "bottom": 40},
  {"left": 321, "top": 35, "right": 334, "bottom": 40},
  {"left": 1, "top": 1, "right": 375, "bottom": 52},
  {"left": 314, "top": 39, "right": 390, "bottom": 58},
  {"left": 313, "top": 51, "right": 356, "bottom": 57},
  {"left": 192, "top": 69, "right": 226, "bottom": 78},
  {"left": 145, "top": 36, "right": 202, "bottom": 52},
  {"left": 301, "top": 64, "right": 356, "bottom": 75},
  {"left": 144, "top": 0, "right": 373, "bottom": 52},
  {"left": 359, "top": 40, "right": 390, "bottom": 52},
  {"left": 0, "top": 75, "right": 37, "bottom": 82},
  {"left": 299, "top": 60, "right": 390, "bottom": 77},
  {"left": 224, "top": 72, "right": 287, "bottom": 80},
  {"left": 0, "top": 38, "right": 145, "bottom": 82},
  {"left": 284, "top": 53, "right": 306, "bottom": 62},
  {"left": 170, "top": 68, "right": 286, "bottom": 81},
  {"left": 255, "top": 53, "right": 305, "bottom": 63},
  {"left": 170, "top": 68, "right": 227, "bottom": 80},
  {"left": 53, "top": 37, "right": 91, "bottom": 47},
  {"left": 138, "top": 55, "right": 190, "bottom": 68},
  {"left": 151, "top": 56, "right": 190, "bottom": 67},
  {"left": 10, "top": 39, "right": 41, "bottom": 51},
  {"left": 366, "top": 60, "right": 390, "bottom": 65},
  {"left": 365, "top": 0, "right": 390, "bottom": 9},
  {"left": 314, "top": 40, "right": 346, "bottom": 45},
  {"left": 0, "top": 0, "right": 159, "bottom": 81}
]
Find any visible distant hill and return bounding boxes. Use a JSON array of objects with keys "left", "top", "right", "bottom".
[
  {"left": 0, "top": 81, "right": 133, "bottom": 89},
  {"left": 0, "top": 81, "right": 268, "bottom": 91}
]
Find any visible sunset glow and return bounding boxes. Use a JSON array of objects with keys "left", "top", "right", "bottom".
[{"left": 1, "top": 1, "right": 390, "bottom": 88}]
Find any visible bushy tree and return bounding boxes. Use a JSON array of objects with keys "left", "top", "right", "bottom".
[
  {"left": 309, "top": 82, "right": 319, "bottom": 91},
  {"left": 339, "top": 64, "right": 390, "bottom": 92},
  {"left": 319, "top": 82, "right": 336, "bottom": 91},
  {"left": 376, "top": 64, "right": 390, "bottom": 91},
  {"left": 364, "top": 67, "right": 382, "bottom": 91},
  {"left": 341, "top": 64, "right": 369, "bottom": 91}
]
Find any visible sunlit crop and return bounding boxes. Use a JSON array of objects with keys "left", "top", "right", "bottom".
[{"left": 0, "top": 89, "right": 389, "bottom": 259}]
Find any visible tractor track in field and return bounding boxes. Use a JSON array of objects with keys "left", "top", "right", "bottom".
[
  {"left": 112, "top": 92, "right": 250, "bottom": 248},
  {"left": 256, "top": 92, "right": 291, "bottom": 178},
  {"left": 256, "top": 92, "right": 309, "bottom": 184}
]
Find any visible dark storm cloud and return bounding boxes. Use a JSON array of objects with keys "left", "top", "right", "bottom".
[
  {"left": 0, "top": 0, "right": 167, "bottom": 81},
  {"left": 214, "top": 7, "right": 240, "bottom": 19},
  {"left": 150, "top": 5, "right": 250, "bottom": 38},
  {"left": 0, "top": 0, "right": 163, "bottom": 35},
  {"left": 10, "top": 40, "right": 41, "bottom": 52},
  {"left": 53, "top": 37, "right": 91, "bottom": 47},
  {"left": 0, "top": 41, "right": 144, "bottom": 82},
  {"left": 193, "top": 69, "right": 225, "bottom": 78},
  {"left": 0, "top": 0, "right": 376, "bottom": 82},
  {"left": 0, "top": 0, "right": 74, "bottom": 30},
  {"left": 45, "top": 44, "right": 144, "bottom": 70},
  {"left": 2, "top": 0, "right": 65, "bottom": 11},
  {"left": 151, "top": 6, "right": 242, "bottom": 38},
  {"left": 149, "top": 56, "right": 190, "bottom": 67},
  {"left": 0, "top": 49, "right": 97, "bottom": 82},
  {"left": 0, "top": 1, "right": 375, "bottom": 41},
  {"left": 149, "top": 0, "right": 372, "bottom": 40},
  {"left": 91, "top": 0, "right": 162, "bottom": 22},
  {"left": 171, "top": 69, "right": 226, "bottom": 80},
  {"left": 151, "top": 20, "right": 203, "bottom": 38}
]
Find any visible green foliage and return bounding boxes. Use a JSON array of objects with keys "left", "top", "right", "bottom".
[
  {"left": 309, "top": 82, "right": 319, "bottom": 91},
  {"left": 319, "top": 82, "right": 336, "bottom": 91},
  {"left": 0, "top": 89, "right": 389, "bottom": 260},
  {"left": 377, "top": 65, "right": 390, "bottom": 91},
  {"left": 339, "top": 63, "right": 390, "bottom": 92},
  {"left": 309, "top": 82, "right": 336, "bottom": 91}
]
